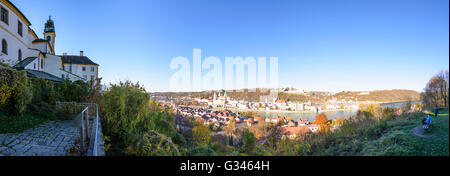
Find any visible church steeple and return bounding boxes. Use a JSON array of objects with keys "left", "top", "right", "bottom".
[
  {"left": 44, "top": 16, "right": 55, "bottom": 32},
  {"left": 43, "top": 16, "right": 56, "bottom": 53}
]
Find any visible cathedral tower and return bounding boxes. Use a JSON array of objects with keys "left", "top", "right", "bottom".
[{"left": 44, "top": 16, "right": 56, "bottom": 52}]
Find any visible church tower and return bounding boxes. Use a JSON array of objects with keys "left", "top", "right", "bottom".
[{"left": 44, "top": 16, "right": 56, "bottom": 53}]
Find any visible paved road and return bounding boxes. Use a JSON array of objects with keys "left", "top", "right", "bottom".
[{"left": 0, "top": 121, "right": 79, "bottom": 156}]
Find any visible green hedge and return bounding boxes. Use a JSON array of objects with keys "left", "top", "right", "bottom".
[
  {"left": 0, "top": 66, "right": 32, "bottom": 114},
  {"left": 1, "top": 66, "right": 90, "bottom": 117}
]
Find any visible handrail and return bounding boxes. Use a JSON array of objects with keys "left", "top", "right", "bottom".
[
  {"left": 93, "top": 103, "right": 99, "bottom": 156},
  {"left": 56, "top": 101, "right": 100, "bottom": 156}
]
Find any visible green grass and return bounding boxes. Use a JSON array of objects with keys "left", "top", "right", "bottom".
[
  {"left": 0, "top": 112, "right": 49, "bottom": 134},
  {"left": 361, "top": 109, "right": 449, "bottom": 156}
]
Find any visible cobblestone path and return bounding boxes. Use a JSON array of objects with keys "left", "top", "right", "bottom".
[{"left": 0, "top": 121, "right": 79, "bottom": 156}]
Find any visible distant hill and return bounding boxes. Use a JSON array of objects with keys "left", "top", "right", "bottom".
[
  {"left": 333, "top": 89, "right": 421, "bottom": 102},
  {"left": 152, "top": 89, "right": 421, "bottom": 103}
]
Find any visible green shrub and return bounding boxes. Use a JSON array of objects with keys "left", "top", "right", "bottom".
[
  {"left": 0, "top": 66, "right": 32, "bottom": 114},
  {"left": 1, "top": 66, "right": 96, "bottom": 132},
  {"left": 241, "top": 129, "right": 257, "bottom": 154},
  {"left": 127, "top": 131, "right": 180, "bottom": 156},
  {"left": 192, "top": 123, "right": 212, "bottom": 146},
  {"left": 100, "top": 81, "right": 181, "bottom": 155},
  {"left": 55, "top": 102, "right": 83, "bottom": 120},
  {"left": 254, "top": 145, "right": 273, "bottom": 156},
  {"left": 187, "top": 146, "right": 216, "bottom": 156}
]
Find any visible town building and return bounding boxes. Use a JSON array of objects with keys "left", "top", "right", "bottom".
[{"left": 1, "top": 0, "right": 98, "bottom": 82}]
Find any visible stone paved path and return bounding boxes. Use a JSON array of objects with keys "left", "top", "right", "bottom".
[{"left": 0, "top": 121, "right": 79, "bottom": 156}]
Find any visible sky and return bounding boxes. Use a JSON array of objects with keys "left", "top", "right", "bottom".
[{"left": 11, "top": 0, "right": 449, "bottom": 92}]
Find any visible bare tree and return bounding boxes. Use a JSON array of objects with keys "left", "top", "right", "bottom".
[{"left": 422, "top": 69, "right": 449, "bottom": 108}]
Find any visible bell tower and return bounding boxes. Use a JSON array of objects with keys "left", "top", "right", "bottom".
[{"left": 44, "top": 16, "right": 56, "bottom": 53}]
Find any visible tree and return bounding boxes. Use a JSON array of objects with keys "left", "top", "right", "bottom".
[
  {"left": 249, "top": 117, "right": 267, "bottom": 139},
  {"left": 101, "top": 81, "right": 150, "bottom": 154},
  {"left": 265, "top": 124, "right": 281, "bottom": 150},
  {"left": 314, "top": 113, "right": 329, "bottom": 125},
  {"left": 242, "top": 129, "right": 257, "bottom": 154},
  {"left": 314, "top": 113, "right": 330, "bottom": 134},
  {"left": 422, "top": 70, "right": 449, "bottom": 108},
  {"left": 192, "top": 124, "right": 212, "bottom": 146},
  {"left": 333, "top": 115, "right": 345, "bottom": 126},
  {"left": 226, "top": 117, "right": 237, "bottom": 138}
]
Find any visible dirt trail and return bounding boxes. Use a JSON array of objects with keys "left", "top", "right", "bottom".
[{"left": 411, "top": 125, "right": 429, "bottom": 138}]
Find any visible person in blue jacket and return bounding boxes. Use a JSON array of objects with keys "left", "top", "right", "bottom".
[{"left": 424, "top": 114, "right": 432, "bottom": 129}]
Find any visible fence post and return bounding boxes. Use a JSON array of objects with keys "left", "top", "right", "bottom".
[
  {"left": 85, "top": 108, "right": 89, "bottom": 139},
  {"left": 80, "top": 113, "right": 85, "bottom": 153}
]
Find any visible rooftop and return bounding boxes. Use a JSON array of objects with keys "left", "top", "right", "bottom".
[
  {"left": 26, "top": 69, "right": 63, "bottom": 82},
  {"left": 61, "top": 55, "right": 98, "bottom": 65},
  {"left": 13, "top": 57, "right": 37, "bottom": 70}
]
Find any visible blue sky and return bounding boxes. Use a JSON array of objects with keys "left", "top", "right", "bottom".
[{"left": 12, "top": 0, "right": 449, "bottom": 92}]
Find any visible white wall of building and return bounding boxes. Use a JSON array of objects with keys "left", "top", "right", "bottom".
[
  {"left": 24, "top": 57, "right": 38, "bottom": 70},
  {"left": 61, "top": 69, "right": 85, "bottom": 82},
  {"left": 31, "top": 43, "right": 48, "bottom": 54},
  {"left": 0, "top": 2, "right": 33, "bottom": 66},
  {"left": 74, "top": 64, "right": 97, "bottom": 81},
  {"left": 2, "top": 1, "right": 98, "bottom": 83},
  {"left": 43, "top": 54, "right": 62, "bottom": 76}
]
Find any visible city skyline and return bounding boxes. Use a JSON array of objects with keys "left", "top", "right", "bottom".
[{"left": 11, "top": 0, "right": 449, "bottom": 92}]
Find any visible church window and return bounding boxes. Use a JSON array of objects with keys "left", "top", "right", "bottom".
[
  {"left": 1, "top": 7, "right": 8, "bottom": 25},
  {"left": 1, "top": 39, "right": 7, "bottom": 55},
  {"left": 18, "top": 20, "right": 23, "bottom": 36},
  {"left": 18, "top": 49, "right": 22, "bottom": 61}
]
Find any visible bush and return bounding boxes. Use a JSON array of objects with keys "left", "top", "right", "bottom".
[
  {"left": 0, "top": 66, "right": 32, "bottom": 114},
  {"left": 55, "top": 102, "right": 83, "bottom": 120},
  {"left": 56, "top": 79, "right": 90, "bottom": 102},
  {"left": 192, "top": 123, "right": 212, "bottom": 146},
  {"left": 187, "top": 146, "right": 216, "bottom": 156},
  {"left": 101, "top": 81, "right": 150, "bottom": 154},
  {"left": 241, "top": 129, "right": 257, "bottom": 154},
  {"left": 380, "top": 107, "right": 395, "bottom": 119},
  {"left": 100, "top": 81, "right": 182, "bottom": 155},
  {"left": 127, "top": 131, "right": 180, "bottom": 156}
]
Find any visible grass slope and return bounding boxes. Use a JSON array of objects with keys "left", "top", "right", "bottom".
[{"left": 361, "top": 109, "right": 449, "bottom": 156}]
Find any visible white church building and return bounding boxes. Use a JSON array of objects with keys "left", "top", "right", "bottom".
[{"left": 1, "top": 0, "right": 99, "bottom": 83}]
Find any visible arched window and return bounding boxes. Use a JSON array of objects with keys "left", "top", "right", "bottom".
[
  {"left": 18, "top": 49, "right": 22, "bottom": 61},
  {"left": 1, "top": 39, "right": 7, "bottom": 55}
]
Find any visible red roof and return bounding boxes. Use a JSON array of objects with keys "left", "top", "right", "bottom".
[
  {"left": 276, "top": 100, "right": 285, "bottom": 103},
  {"left": 280, "top": 126, "right": 309, "bottom": 135}
]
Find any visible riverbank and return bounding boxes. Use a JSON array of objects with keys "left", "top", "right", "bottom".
[{"left": 211, "top": 107, "right": 355, "bottom": 114}]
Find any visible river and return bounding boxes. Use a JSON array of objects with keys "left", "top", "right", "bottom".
[
  {"left": 256, "top": 110, "right": 356, "bottom": 121},
  {"left": 215, "top": 100, "right": 421, "bottom": 121}
]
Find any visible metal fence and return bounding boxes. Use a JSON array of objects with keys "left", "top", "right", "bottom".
[{"left": 56, "top": 102, "right": 101, "bottom": 156}]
